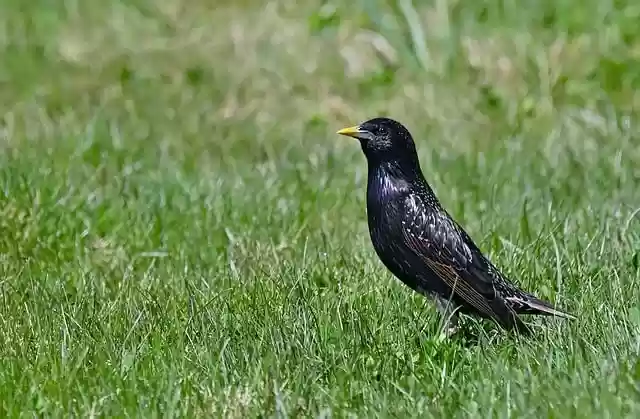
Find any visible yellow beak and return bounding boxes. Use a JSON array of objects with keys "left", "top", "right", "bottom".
[{"left": 336, "top": 125, "right": 365, "bottom": 138}]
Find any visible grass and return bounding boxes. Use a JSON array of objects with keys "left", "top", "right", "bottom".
[{"left": 1, "top": 0, "right": 639, "bottom": 416}]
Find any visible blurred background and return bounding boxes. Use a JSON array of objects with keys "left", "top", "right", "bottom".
[{"left": 1, "top": 0, "right": 639, "bottom": 416}]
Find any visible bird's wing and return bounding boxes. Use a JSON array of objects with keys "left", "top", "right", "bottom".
[{"left": 398, "top": 194, "right": 502, "bottom": 319}]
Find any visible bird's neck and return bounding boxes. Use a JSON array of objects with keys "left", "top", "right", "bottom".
[
  {"left": 366, "top": 158, "right": 435, "bottom": 206},
  {"left": 368, "top": 158, "right": 423, "bottom": 187}
]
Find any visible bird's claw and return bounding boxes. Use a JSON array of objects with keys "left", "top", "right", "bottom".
[
  {"left": 439, "top": 326, "right": 460, "bottom": 340},
  {"left": 436, "top": 323, "right": 460, "bottom": 341},
  {"left": 445, "top": 324, "right": 460, "bottom": 337}
]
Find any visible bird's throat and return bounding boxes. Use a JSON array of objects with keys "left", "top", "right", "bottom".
[{"left": 367, "top": 161, "right": 413, "bottom": 205}]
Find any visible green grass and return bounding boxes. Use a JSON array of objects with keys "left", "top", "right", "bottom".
[{"left": 1, "top": 0, "right": 640, "bottom": 416}]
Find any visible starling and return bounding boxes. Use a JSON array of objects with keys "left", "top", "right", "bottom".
[{"left": 337, "top": 117, "right": 574, "bottom": 335}]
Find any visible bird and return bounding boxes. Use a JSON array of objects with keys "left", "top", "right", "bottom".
[{"left": 336, "top": 117, "right": 574, "bottom": 335}]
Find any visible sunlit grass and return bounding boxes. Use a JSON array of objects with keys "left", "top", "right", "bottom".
[{"left": 0, "top": 0, "right": 639, "bottom": 416}]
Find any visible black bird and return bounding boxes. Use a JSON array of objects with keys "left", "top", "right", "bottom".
[{"left": 337, "top": 117, "right": 574, "bottom": 335}]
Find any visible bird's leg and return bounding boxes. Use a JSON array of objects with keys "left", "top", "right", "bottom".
[{"left": 434, "top": 296, "right": 460, "bottom": 337}]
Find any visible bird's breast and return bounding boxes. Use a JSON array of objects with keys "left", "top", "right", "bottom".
[{"left": 366, "top": 176, "right": 406, "bottom": 252}]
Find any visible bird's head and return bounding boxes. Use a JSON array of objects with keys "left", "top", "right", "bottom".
[{"left": 336, "top": 117, "right": 418, "bottom": 163}]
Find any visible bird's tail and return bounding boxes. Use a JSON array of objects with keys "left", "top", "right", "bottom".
[{"left": 508, "top": 294, "right": 576, "bottom": 320}]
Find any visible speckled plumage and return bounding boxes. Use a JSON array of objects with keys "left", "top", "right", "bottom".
[{"left": 338, "top": 117, "right": 574, "bottom": 334}]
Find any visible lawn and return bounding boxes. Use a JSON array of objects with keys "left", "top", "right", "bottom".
[{"left": 1, "top": 0, "right": 639, "bottom": 417}]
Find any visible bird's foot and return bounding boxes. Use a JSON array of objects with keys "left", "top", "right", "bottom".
[
  {"left": 437, "top": 324, "right": 460, "bottom": 341},
  {"left": 445, "top": 324, "right": 460, "bottom": 337},
  {"left": 434, "top": 297, "right": 460, "bottom": 340}
]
